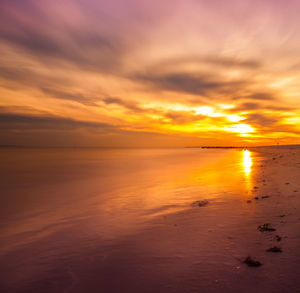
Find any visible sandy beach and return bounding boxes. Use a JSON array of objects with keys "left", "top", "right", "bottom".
[{"left": 0, "top": 146, "right": 300, "bottom": 293}]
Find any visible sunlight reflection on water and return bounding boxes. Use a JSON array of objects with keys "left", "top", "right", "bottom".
[
  {"left": 242, "top": 149, "right": 253, "bottom": 192},
  {"left": 242, "top": 150, "right": 252, "bottom": 176}
]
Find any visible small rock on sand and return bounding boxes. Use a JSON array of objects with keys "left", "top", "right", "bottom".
[
  {"left": 266, "top": 246, "right": 282, "bottom": 253},
  {"left": 258, "top": 223, "right": 276, "bottom": 232},
  {"left": 243, "top": 256, "right": 262, "bottom": 267},
  {"left": 192, "top": 200, "right": 209, "bottom": 207}
]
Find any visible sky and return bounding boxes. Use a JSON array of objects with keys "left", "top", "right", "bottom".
[{"left": 0, "top": 0, "right": 300, "bottom": 147}]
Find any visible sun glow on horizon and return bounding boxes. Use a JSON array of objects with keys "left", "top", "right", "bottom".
[{"left": 224, "top": 124, "right": 255, "bottom": 134}]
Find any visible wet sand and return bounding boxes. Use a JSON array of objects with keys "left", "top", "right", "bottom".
[{"left": 0, "top": 147, "right": 300, "bottom": 293}]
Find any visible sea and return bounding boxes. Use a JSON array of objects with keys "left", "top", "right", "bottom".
[{"left": 1, "top": 147, "right": 300, "bottom": 293}]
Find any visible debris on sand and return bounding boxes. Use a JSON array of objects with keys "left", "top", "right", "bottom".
[
  {"left": 279, "top": 214, "right": 286, "bottom": 218},
  {"left": 266, "top": 246, "right": 282, "bottom": 253},
  {"left": 254, "top": 197, "right": 259, "bottom": 200},
  {"left": 285, "top": 182, "right": 290, "bottom": 185},
  {"left": 192, "top": 200, "right": 209, "bottom": 207},
  {"left": 254, "top": 186, "right": 259, "bottom": 189},
  {"left": 275, "top": 235, "right": 282, "bottom": 242},
  {"left": 243, "top": 256, "right": 262, "bottom": 267},
  {"left": 258, "top": 223, "right": 276, "bottom": 232},
  {"left": 247, "top": 200, "right": 252, "bottom": 203},
  {"left": 261, "top": 195, "right": 270, "bottom": 199},
  {"left": 294, "top": 190, "right": 298, "bottom": 192}
]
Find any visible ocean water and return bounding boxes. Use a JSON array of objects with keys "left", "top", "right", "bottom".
[{"left": 0, "top": 147, "right": 299, "bottom": 293}]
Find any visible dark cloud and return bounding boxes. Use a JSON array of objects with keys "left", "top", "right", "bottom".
[
  {"left": 0, "top": 112, "right": 116, "bottom": 132},
  {"left": 152, "top": 55, "right": 261, "bottom": 71},
  {"left": 164, "top": 111, "right": 206, "bottom": 124},
  {"left": 271, "top": 125, "right": 300, "bottom": 135},
  {"left": 0, "top": 105, "right": 46, "bottom": 114},
  {"left": 0, "top": 68, "right": 95, "bottom": 107},
  {"left": 233, "top": 102, "right": 294, "bottom": 112},
  {"left": 134, "top": 72, "right": 245, "bottom": 96},
  {"left": 234, "top": 102, "right": 261, "bottom": 110},
  {"left": 244, "top": 113, "right": 279, "bottom": 126},
  {"left": 1, "top": 28, "right": 125, "bottom": 73},
  {"left": 230, "top": 92, "right": 278, "bottom": 101},
  {"left": 246, "top": 93, "right": 276, "bottom": 100},
  {"left": 0, "top": 2, "right": 129, "bottom": 74},
  {"left": 0, "top": 65, "right": 71, "bottom": 91},
  {"left": 41, "top": 88, "right": 99, "bottom": 106},
  {"left": 131, "top": 56, "right": 261, "bottom": 99},
  {"left": 203, "top": 56, "right": 261, "bottom": 69},
  {"left": 102, "top": 97, "right": 143, "bottom": 112}
]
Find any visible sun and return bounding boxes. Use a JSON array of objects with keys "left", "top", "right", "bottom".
[{"left": 224, "top": 124, "right": 255, "bottom": 135}]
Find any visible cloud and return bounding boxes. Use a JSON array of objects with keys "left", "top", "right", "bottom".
[
  {"left": 243, "top": 93, "right": 276, "bottom": 101},
  {"left": 203, "top": 56, "right": 261, "bottom": 69},
  {"left": 233, "top": 102, "right": 294, "bottom": 112},
  {"left": 164, "top": 111, "right": 206, "bottom": 124},
  {"left": 0, "top": 111, "right": 116, "bottom": 131},
  {"left": 155, "top": 55, "right": 262, "bottom": 71},
  {"left": 41, "top": 88, "right": 99, "bottom": 106},
  {"left": 0, "top": 1, "right": 129, "bottom": 74},
  {"left": 102, "top": 97, "right": 144, "bottom": 113},
  {"left": 244, "top": 113, "right": 279, "bottom": 127},
  {"left": 134, "top": 72, "right": 245, "bottom": 97},
  {"left": 0, "top": 65, "right": 71, "bottom": 91}
]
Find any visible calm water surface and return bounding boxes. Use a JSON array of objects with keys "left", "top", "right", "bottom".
[
  {"left": 2, "top": 147, "right": 295, "bottom": 293},
  {"left": 0, "top": 148, "right": 253, "bottom": 243}
]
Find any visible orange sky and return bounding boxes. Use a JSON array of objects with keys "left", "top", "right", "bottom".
[{"left": 0, "top": 0, "right": 300, "bottom": 147}]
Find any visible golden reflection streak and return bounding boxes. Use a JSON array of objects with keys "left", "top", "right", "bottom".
[{"left": 242, "top": 150, "right": 252, "bottom": 176}]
